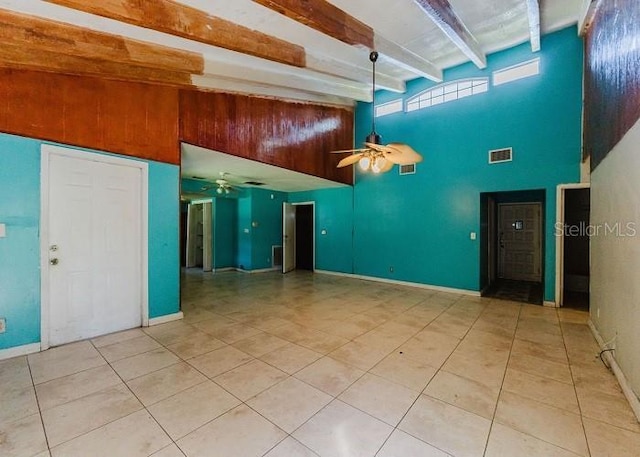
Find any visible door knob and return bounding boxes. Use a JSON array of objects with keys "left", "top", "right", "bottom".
[{"left": 50, "top": 258, "right": 59, "bottom": 265}]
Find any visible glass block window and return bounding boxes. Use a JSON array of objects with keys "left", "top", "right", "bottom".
[
  {"left": 406, "top": 78, "right": 489, "bottom": 112},
  {"left": 375, "top": 99, "right": 403, "bottom": 117},
  {"left": 493, "top": 58, "right": 540, "bottom": 86}
]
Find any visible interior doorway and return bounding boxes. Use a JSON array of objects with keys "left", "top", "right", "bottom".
[
  {"left": 186, "top": 200, "right": 212, "bottom": 272},
  {"left": 556, "top": 184, "right": 590, "bottom": 310},
  {"left": 481, "top": 190, "right": 545, "bottom": 305},
  {"left": 282, "top": 202, "right": 315, "bottom": 273}
]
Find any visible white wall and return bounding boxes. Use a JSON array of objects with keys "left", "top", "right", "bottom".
[{"left": 591, "top": 118, "right": 640, "bottom": 397}]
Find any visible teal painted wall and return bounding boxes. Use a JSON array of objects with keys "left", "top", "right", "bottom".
[
  {"left": 0, "top": 133, "right": 180, "bottom": 350},
  {"left": 180, "top": 181, "right": 285, "bottom": 272},
  {"left": 354, "top": 27, "right": 583, "bottom": 300},
  {"left": 147, "top": 161, "right": 180, "bottom": 318},
  {"left": 237, "top": 194, "right": 252, "bottom": 270},
  {"left": 0, "top": 135, "right": 42, "bottom": 349},
  {"left": 251, "top": 188, "right": 287, "bottom": 270},
  {"left": 213, "top": 198, "right": 237, "bottom": 269},
  {"left": 180, "top": 178, "right": 238, "bottom": 270},
  {"left": 289, "top": 187, "right": 354, "bottom": 273}
]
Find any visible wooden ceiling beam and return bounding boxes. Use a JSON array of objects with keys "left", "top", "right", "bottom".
[
  {"left": 525, "top": 0, "right": 541, "bottom": 52},
  {"left": 413, "top": 0, "right": 486, "bottom": 69},
  {"left": 0, "top": 9, "right": 203, "bottom": 74},
  {"left": 0, "top": 42, "right": 193, "bottom": 86},
  {"left": 44, "top": 0, "right": 306, "bottom": 68},
  {"left": 252, "top": 0, "right": 374, "bottom": 48}
]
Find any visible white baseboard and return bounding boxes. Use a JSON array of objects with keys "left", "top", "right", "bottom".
[
  {"left": 237, "top": 267, "right": 279, "bottom": 274},
  {"left": 0, "top": 342, "right": 42, "bottom": 361},
  {"left": 543, "top": 300, "right": 558, "bottom": 308},
  {"left": 315, "top": 270, "right": 481, "bottom": 296},
  {"left": 589, "top": 320, "right": 640, "bottom": 422},
  {"left": 148, "top": 311, "right": 184, "bottom": 326}
]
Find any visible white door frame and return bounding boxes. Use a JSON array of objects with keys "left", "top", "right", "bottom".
[
  {"left": 40, "top": 145, "right": 149, "bottom": 350},
  {"left": 555, "top": 183, "right": 591, "bottom": 307},
  {"left": 292, "top": 201, "right": 316, "bottom": 271}
]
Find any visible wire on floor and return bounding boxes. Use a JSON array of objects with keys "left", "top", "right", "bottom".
[{"left": 599, "top": 348, "right": 615, "bottom": 369}]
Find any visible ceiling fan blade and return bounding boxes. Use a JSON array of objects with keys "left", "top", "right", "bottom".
[
  {"left": 330, "top": 148, "right": 369, "bottom": 153},
  {"left": 386, "top": 143, "right": 423, "bottom": 164},
  {"left": 364, "top": 142, "right": 388, "bottom": 153},
  {"left": 337, "top": 153, "right": 364, "bottom": 168}
]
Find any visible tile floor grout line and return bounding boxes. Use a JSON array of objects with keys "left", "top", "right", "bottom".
[
  {"left": 367, "top": 296, "right": 491, "bottom": 457},
  {"left": 481, "top": 301, "right": 524, "bottom": 457},
  {"left": 559, "top": 309, "right": 594, "bottom": 457},
  {"left": 25, "top": 354, "right": 53, "bottom": 456}
]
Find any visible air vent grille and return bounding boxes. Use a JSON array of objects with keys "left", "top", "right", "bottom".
[
  {"left": 244, "top": 181, "right": 265, "bottom": 186},
  {"left": 489, "top": 148, "right": 513, "bottom": 164},
  {"left": 399, "top": 164, "right": 416, "bottom": 175}
]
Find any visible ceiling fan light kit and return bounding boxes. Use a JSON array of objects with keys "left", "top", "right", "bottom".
[{"left": 331, "top": 51, "right": 423, "bottom": 174}]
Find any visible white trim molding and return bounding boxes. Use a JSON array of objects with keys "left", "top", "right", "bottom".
[
  {"left": 315, "top": 270, "right": 481, "bottom": 296},
  {"left": 148, "top": 312, "right": 184, "bottom": 327},
  {"left": 589, "top": 320, "right": 640, "bottom": 421},
  {"left": 0, "top": 343, "right": 42, "bottom": 361},
  {"left": 555, "top": 182, "right": 591, "bottom": 308}
]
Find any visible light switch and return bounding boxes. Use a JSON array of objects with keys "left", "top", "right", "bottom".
[
  {"left": 0, "top": 224, "right": 6, "bottom": 238},
  {"left": 470, "top": 232, "right": 477, "bottom": 240},
  {"left": 244, "top": 228, "right": 250, "bottom": 233},
  {"left": 321, "top": 229, "right": 327, "bottom": 235}
]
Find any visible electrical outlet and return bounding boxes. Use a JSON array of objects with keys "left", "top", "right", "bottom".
[{"left": 0, "top": 318, "right": 6, "bottom": 333}]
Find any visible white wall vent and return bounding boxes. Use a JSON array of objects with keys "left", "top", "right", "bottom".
[
  {"left": 399, "top": 163, "right": 416, "bottom": 175},
  {"left": 489, "top": 147, "right": 513, "bottom": 164}
]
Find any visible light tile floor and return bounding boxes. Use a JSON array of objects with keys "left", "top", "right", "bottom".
[{"left": 2, "top": 270, "right": 640, "bottom": 457}]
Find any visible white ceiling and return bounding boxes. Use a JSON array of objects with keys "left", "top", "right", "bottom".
[
  {"left": 181, "top": 143, "right": 349, "bottom": 195},
  {"left": 1, "top": 0, "right": 585, "bottom": 105}
]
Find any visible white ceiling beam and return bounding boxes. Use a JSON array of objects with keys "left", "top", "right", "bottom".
[
  {"left": 412, "top": 0, "right": 486, "bottom": 69},
  {"left": 198, "top": 59, "right": 371, "bottom": 102},
  {"left": 252, "top": 0, "right": 440, "bottom": 86},
  {"left": 578, "top": 0, "right": 602, "bottom": 36},
  {"left": 306, "top": 52, "right": 406, "bottom": 93},
  {"left": 525, "top": 0, "right": 541, "bottom": 52},
  {"left": 373, "top": 35, "right": 443, "bottom": 82}
]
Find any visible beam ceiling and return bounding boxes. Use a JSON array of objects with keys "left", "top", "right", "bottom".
[
  {"left": 525, "top": 0, "right": 541, "bottom": 52},
  {"left": 413, "top": 0, "right": 487, "bottom": 69},
  {"left": 252, "top": 0, "right": 442, "bottom": 82},
  {"left": 45, "top": 0, "right": 306, "bottom": 67}
]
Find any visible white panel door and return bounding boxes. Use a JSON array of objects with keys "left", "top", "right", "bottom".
[
  {"left": 282, "top": 202, "right": 296, "bottom": 273},
  {"left": 48, "top": 152, "right": 143, "bottom": 346}
]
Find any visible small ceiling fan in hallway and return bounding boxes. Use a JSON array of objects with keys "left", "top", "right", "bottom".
[{"left": 330, "top": 51, "right": 423, "bottom": 173}]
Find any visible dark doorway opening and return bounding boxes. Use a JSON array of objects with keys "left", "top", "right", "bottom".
[
  {"left": 295, "top": 204, "right": 314, "bottom": 271},
  {"left": 481, "top": 189, "right": 546, "bottom": 305},
  {"left": 562, "top": 188, "right": 590, "bottom": 311}
]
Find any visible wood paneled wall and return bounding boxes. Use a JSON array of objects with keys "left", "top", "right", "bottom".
[
  {"left": 584, "top": 0, "right": 640, "bottom": 169},
  {"left": 0, "top": 69, "right": 355, "bottom": 183},
  {"left": 0, "top": 69, "right": 181, "bottom": 163},
  {"left": 179, "top": 89, "right": 354, "bottom": 185}
]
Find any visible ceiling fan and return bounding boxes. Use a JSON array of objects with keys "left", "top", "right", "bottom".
[
  {"left": 331, "top": 51, "right": 423, "bottom": 173},
  {"left": 201, "top": 172, "right": 240, "bottom": 195}
]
